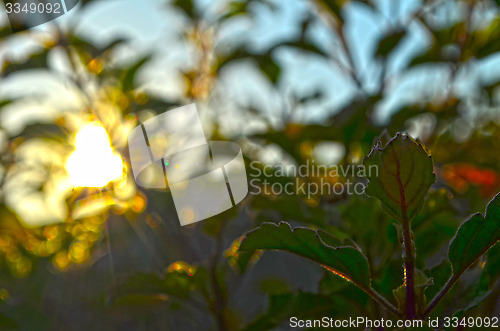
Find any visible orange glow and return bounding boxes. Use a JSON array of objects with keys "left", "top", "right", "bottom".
[
  {"left": 167, "top": 261, "right": 196, "bottom": 276},
  {"left": 442, "top": 163, "right": 499, "bottom": 197},
  {"left": 323, "top": 265, "right": 353, "bottom": 283}
]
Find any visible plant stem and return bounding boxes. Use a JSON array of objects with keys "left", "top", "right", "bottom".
[
  {"left": 423, "top": 236, "right": 500, "bottom": 318},
  {"left": 394, "top": 149, "right": 417, "bottom": 320},
  {"left": 311, "top": 0, "right": 364, "bottom": 91},
  {"left": 401, "top": 215, "right": 417, "bottom": 319},
  {"left": 209, "top": 228, "right": 228, "bottom": 331},
  {"left": 322, "top": 267, "right": 400, "bottom": 317},
  {"left": 422, "top": 274, "right": 458, "bottom": 318},
  {"left": 364, "top": 287, "right": 401, "bottom": 317},
  {"left": 210, "top": 264, "right": 228, "bottom": 331}
]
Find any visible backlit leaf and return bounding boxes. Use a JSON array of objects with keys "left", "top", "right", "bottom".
[
  {"left": 239, "top": 222, "right": 371, "bottom": 288},
  {"left": 393, "top": 269, "right": 432, "bottom": 316},
  {"left": 224, "top": 236, "right": 262, "bottom": 273},
  {"left": 362, "top": 133, "right": 436, "bottom": 222}
]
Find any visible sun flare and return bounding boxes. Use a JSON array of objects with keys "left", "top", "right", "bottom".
[{"left": 66, "top": 123, "right": 124, "bottom": 188}]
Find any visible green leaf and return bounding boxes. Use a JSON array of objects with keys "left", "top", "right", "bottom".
[
  {"left": 217, "top": 1, "right": 251, "bottom": 22},
  {"left": 172, "top": 0, "right": 196, "bottom": 18},
  {"left": 408, "top": 22, "right": 463, "bottom": 67},
  {"left": 115, "top": 267, "right": 208, "bottom": 304},
  {"left": 0, "top": 24, "right": 13, "bottom": 39},
  {"left": 127, "top": 96, "right": 181, "bottom": 115},
  {"left": 239, "top": 222, "right": 371, "bottom": 288},
  {"left": 375, "top": 29, "right": 405, "bottom": 57},
  {"left": 320, "top": 0, "right": 347, "bottom": 23},
  {"left": 224, "top": 236, "right": 262, "bottom": 273},
  {"left": 256, "top": 54, "right": 281, "bottom": 84},
  {"left": 318, "top": 271, "right": 370, "bottom": 305},
  {"left": 0, "top": 99, "right": 14, "bottom": 109},
  {"left": 216, "top": 47, "right": 250, "bottom": 72},
  {"left": 340, "top": 194, "right": 394, "bottom": 259},
  {"left": 297, "top": 90, "right": 324, "bottom": 104},
  {"left": 484, "top": 245, "right": 500, "bottom": 282},
  {"left": 448, "top": 193, "right": 500, "bottom": 276},
  {"left": 376, "top": 260, "right": 403, "bottom": 299},
  {"left": 121, "top": 55, "right": 152, "bottom": 91},
  {"left": 1, "top": 49, "right": 50, "bottom": 77},
  {"left": 474, "top": 18, "right": 500, "bottom": 59},
  {"left": 362, "top": 133, "right": 436, "bottom": 222},
  {"left": 393, "top": 269, "right": 433, "bottom": 316},
  {"left": 68, "top": 35, "right": 127, "bottom": 59},
  {"left": 426, "top": 263, "right": 492, "bottom": 319},
  {"left": 284, "top": 40, "right": 329, "bottom": 58},
  {"left": 0, "top": 311, "right": 17, "bottom": 330},
  {"left": 12, "top": 123, "right": 68, "bottom": 141},
  {"left": 408, "top": 44, "right": 441, "bottom": 67},
  {"left": 114, "top": 293, "right": 169, "bottom": 307},
  {"left": 424, "top": 260, "right": 452, "bottom": 300},
  {"left": 451, "top": 268, "right": 492, "bottom": 318},
  {"left": 413, "top": 189, "right": 459, "bottom": 265},
  {"left": 218, "top": 48, "right": 282, "bottom": 84}
]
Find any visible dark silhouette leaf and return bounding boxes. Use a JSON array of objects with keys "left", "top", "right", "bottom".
[
  {"left": 2, "top": 49, "right": 50, "bottom": 77},
  {"left": 172, "top": 0, "right": 196, "bottom": 18},
  {"left": 121, "top": 55, "right": 152, "bottom": 91},
  {"left": 68, "top": 35, "right": 127, "bottom": 59},
  {"left": 240, "top": 222, "right": 371, "bottom": 288},
  {"left": 13, "top": 123, "right": 68, "bottom": 141},
  {"left": 256, "top": 54, "right": 280, "bottom": 84},
  {"left": 449, "top": 193, "right": 500, "bottom": 276},
  {"left": 375, "top": 30, "right": 405, "bottom": 57},
  {"left": 474, "top": 18, "right": 500, "bottom": 59}
]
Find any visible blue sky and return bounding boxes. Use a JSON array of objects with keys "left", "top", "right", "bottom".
[{"left": 1, "top": 0, "right": 500, "bottom": 135}]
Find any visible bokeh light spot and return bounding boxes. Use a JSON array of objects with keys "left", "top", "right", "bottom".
[{"left": 66, "top": 123, "right": 124, "bottom": 188}]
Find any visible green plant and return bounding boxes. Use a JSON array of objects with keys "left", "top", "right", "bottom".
[
  {"left": 0, "top": 0, "right": 499, "bottom": 330},
  {"left": 238, "top": 133, "right": 499, "bottom": 328}
]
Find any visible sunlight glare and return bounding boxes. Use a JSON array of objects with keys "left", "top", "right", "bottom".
[{"left": 66, "top": 123, "right": 124, "bottom": 188}]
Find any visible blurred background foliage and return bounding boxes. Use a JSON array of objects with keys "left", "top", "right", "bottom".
[{"left": 0, "top": 0, "right": 498, "bottom": 329}]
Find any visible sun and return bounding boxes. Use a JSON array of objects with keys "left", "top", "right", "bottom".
[{"left": 66, "top": 123, "right": 124, "bottom": 188}]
